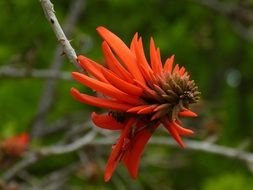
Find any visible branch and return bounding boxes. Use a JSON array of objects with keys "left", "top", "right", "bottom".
[
  {"left": 3, "top": 132, "right": 253, "bottom": 181},
  {"left": 32, "top": 0, "right": 85, "bottom": 137},
  {"left": 192, "top": 0, "right": 253, "bottom": 41},
  {"left": 40, "top": 0, "right": 82, "bottom": 70},
  {"left": 0, "top": 66, "right": 71, "bottom": 80},
  {"left": 2, "top": 130, "right": 96, "bottom": 181},
  {"left": 90, "top": 137, "right": 253, "bottom": 165}
]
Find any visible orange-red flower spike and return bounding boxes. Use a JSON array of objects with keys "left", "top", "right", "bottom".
[{"left": 71, "top": 27, "right": 200, "bottom": 182}]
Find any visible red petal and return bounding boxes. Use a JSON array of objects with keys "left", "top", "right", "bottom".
[
  {"left": 72, "top": 72, "right": 141, "bottom": 105},
  {"left": 163, "top": 55, "right": 174, "bottom": 73},
  {"left": 179, "top": 66, "right": 185, "bottom": 76},
  {"left": 2, "top": 133, "right": 29, "bottom": 156},
  {"left": 127, "top": 105, "right": 149, "bottom": 113},
  {"left": 97, "top": 27, "right": 145, "bottom": 84},
  {"left": 150, "top": 38, "right": 162, "bottom": 75},
  {"left": 125, "top": 123, "right": 159, "bottom": 179},
  {"left": 162, "top": 118, "right": 185, "bottom": 148},
  {"left": 172, "top": 121, "right": 194, "bottom": 136},
  {"left": 133, "top": 79, "right": 161, "bottom": 101},
  {"left": 77, "top": 55, "right": 108, "bottom": 83},
  {"left": 173, "top": 64, "right": 180, "bottom": 74},
  {"left": 135, "top": 38, "right": 154, "bottom": 85},
  {"left": 130, "top": 33, "right": 138, "bottom": 54},
  {"left": 102, "top": 41, "right": 134, "bottom": 83},
  {"left": 104, "top": 118, "right": 135, "bottom": 182},
  {"left": 101, "top": 68, "right": 143, "bottom": 97},
  {"left": 179, "top": 109, "right": 198, "bottom": 117},
  {"left": 91, "top": 112, "right": 124, "bottom": 130},
  {"left": 137, "top": 104, "right": 158, "bottom": 114},
  {"left": 70, "top": 88, "right": 131, "bottom": 111}
]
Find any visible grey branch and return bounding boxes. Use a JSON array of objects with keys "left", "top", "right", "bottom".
[
  {"left": 92, "top": 137, "right": 253, "bottom": 165},
  {"left": 192, "top": 0, "right": 253, "bottom": 41},
  {"left": 32, "top": 0, "right": 85, "bottom": 138},
  {"left": 40, "top": 0, "right": 82, "bottom": 70},
  {"left": 2, "top": 130, "right": 96, "bottom": 181},
  {"left": 3, "top": 133, "right": 253, "bottom": 181},
  {"left": 0, "top": 66, "right": 71, "bottom": 80}
]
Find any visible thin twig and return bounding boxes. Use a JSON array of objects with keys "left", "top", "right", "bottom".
[
  {"left": 3, "top": 133, "right": 253, "bottom": 181},
  {"left": 90, "top": 137, "right": 253, "bottom": 166},
  {"left": 40, "top": 0, "right": 82, "bottom": 69},
  {"left": 32, "top": 0, "right": 85, "bottom": 137},
  {"left": 0, "top": 66, "right": 71, "bottom": 80},
  {"left": 192, "top": 0, "right": 253, "bottom": 41},
  {"left": 2, "top": 130, "right": 96, "bottom": 181}
]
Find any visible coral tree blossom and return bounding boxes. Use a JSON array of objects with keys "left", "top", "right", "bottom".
[
  {"left": 71, "top": 27, "right": 200, "bottom": 181},
  {"left": 1, "top": 133, "right": 29, "bottom": 157}
]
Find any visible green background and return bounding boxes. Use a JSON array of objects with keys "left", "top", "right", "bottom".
[{"left": 0, "top": 0, "right": 253, "bottom": 189}]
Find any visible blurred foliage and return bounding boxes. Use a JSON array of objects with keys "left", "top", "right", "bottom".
[
  {"left": 0, "top": 0, "right": 253, "bottom": 189},
  {"left": 202, "top": 172, "right": 253, "bottom": 190}
]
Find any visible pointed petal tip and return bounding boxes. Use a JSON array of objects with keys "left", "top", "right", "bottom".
[
  {"left": 104, "top": 173, "right": 112, "bottom": 182},
  {"left": 91, "top": 111, "right": 96, "bottom": 119},
  {"left": 130, "top": 172, "right": 138, "bottom": 180},
  {"left": 179, "top": 109, "right": 198, "bottom": 117},
  {"left": 96, "top": 26, "right": 106, "bottom": 33},
  {"left": 77, "top": 55, "right": 85, "bottom": 61},
  {"left": 179, "top": 143, "right": 186, "bottom": 149},
  {"left": 70, "top": 87, "right": 82, "bottom": 101},
  {"left": 71, "top": 71, "right": 80, "bottom": 78},
  {"left": 70, "top": 87, "right": 78, "bottom": 94}
]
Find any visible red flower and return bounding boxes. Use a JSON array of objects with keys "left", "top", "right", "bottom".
[
  {"left": 1, "top": 133, "right": 29, "bottom": 157},
  {"left": 71, "top": 27, "right": 200, "bottom": 181}
]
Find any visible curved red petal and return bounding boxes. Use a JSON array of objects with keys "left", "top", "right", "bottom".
[
  {"left": 77, "top": 55, "right": 108, "bottom": 83},
  {"left": 70, "top": 88, "right": 131, "bottom": 111},
  {"left": 179, "top": 66, "right": 185, "bottom": 76},
  {"left": 102, "top": 68, "right": 143, "bottom": 97},
  {"left": 163, "top": 55, "right": 174, "bottom": 73},
  {"left": 172, "top": 121, "right": 194, "bottom": 136},
  {"left": 127, "top": 105, "right": 150, "bottom": 113},
  {"left": 150, "top": 38, "right": 162, "bottom": 75},
  {"left": 104, "top": 118, "right": 135, "bottom": 182},
  {"left": 137, "top": 104, "right": 158, "bottom": 114},
  {"left": 91, "top": 112, "right": 124, "bottom": 130},
  {"left": 162, "top": 118, "right": 185, "bottom": 148},
  {"left": 72, "top": 72, "right": 141, "bottom": 105},
  {"left": 102, "top": 41, "right": 134, "bottom": 83},
  {"left": 97, "top": 27, "right": 145, "bottom": 84},
  {"left": 173, "top": 64, "right": 180, "bottom": 74},
  {"left": 125, "top": 123, "right": 159, "bottom": 179},
  {"left": 179, "top": 109, "right": 198, "bottom": 117}
]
